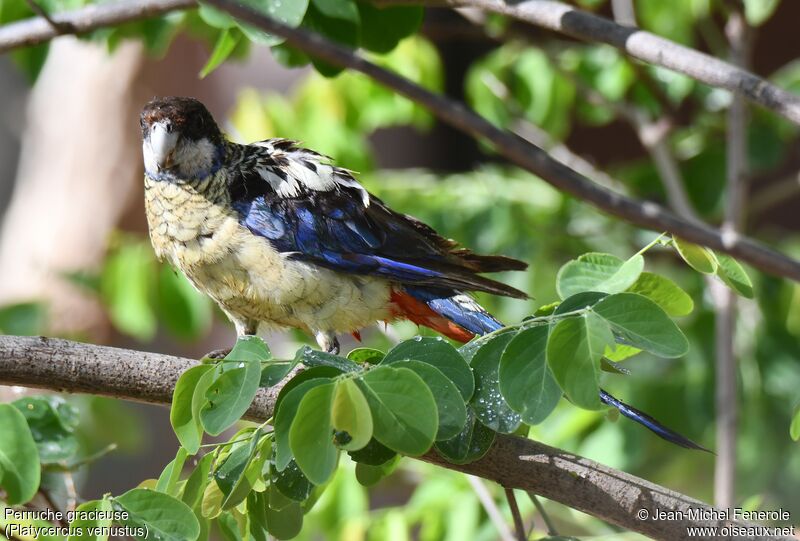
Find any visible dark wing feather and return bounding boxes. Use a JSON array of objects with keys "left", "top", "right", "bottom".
[{"left": 231, "top": 175, "right": 528, "bottom": 298}]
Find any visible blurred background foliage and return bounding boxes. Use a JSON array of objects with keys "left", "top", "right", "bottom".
[{"left": 1, "top": 0, "right": 799, "bottom": 538}]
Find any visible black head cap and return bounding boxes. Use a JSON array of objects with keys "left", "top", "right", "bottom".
[{"left": 140, "top": 97, "right": 223, "bottom": 144}]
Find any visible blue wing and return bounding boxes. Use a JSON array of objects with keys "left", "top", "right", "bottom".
[{"left": 229, "top": 160, "right": 527, "bottom": 298}]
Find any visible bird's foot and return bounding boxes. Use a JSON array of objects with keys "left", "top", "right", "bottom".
[
  {"left": 315, "top": 331, "right": 340, "bottom": 355},
  {"left": 202, "top": 347, "right": 232, "bottom": 360}
]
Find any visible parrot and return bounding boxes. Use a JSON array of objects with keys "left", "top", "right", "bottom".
[{"left": 140, "top": 96, "right": 705, "bottom": 451}]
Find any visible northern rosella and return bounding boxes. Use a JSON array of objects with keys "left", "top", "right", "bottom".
[{"left": 140, "top": 96, "right": 703, "bottom": 450}]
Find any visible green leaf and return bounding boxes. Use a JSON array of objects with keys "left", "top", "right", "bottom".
[
  {"left": 744, "top": 0, "right": 780, "bottom": 25},
  {"left": 304, "top": 0, "right": 360, "bottom": 76},
  {"left": 434, "top": 409, "right": 495, "bottom": 465},
  {"left": 554, "top": 291, "right": 607, "bottom": 315},
  {"left": 556, "top": 253, "right": 644, "bottom": 299},
  {"left": 546, "top": 313, "right": 613, "bottom": 410},
  {"left": 672, "top": 237, "right": 717, "bottom": 274},
  {"left": 272, "top": 461, "right": 314, "bottom": 501},
  {"left": 265, "top": 501, "right": 303, "bottom": 540},
  {"left": 114, "top": 488, "right": 200, "bottom": 541},
  {"left": 214, "top": 433, "right": 261, "bottom": 510},
  {"left": 200, "top": 29, "right": 241, "bottom": 78},
  {"left": 101, "top": 241, "right": 157, "bottom": 341},
  {"left": 355, "top": 456, "right": 398, "bottom": 487},
  {"left": 289, "top": 382, "right": 338, "bottom": 485},
  {"left": 274, "top": 377, "right": 332, "bottom": 471},
  {"left": 469, "top": 333, "right": 522, "bottom": 433},
  {"left": 0, "top": 302, "right": 46, "bottom": 335},
  {"left": 791, "top": 406, "right": 800, "bottom": 442},
  {"left": 383, "top": 336, "right": 475, "bottom": 401},
  {"left": 13, "top": 395, "right": 79, "bottom": 464},
  {"left": 200, "top": 358, "right": 261, "bottom": 436},
  {"left": 156, "top": 266, "right": 212, "bottom": 341},
  {"left": 331, "top": 379, "right": 373, "bottom": 451},
  {"left": 67, "top": 498, "right": 114, "bottom": 541},
  {"left": 593, "top": 293, "right": 689, "bottom": 358},
  {"left": 295, "top": 345, "right": 360, "bottom": 372},
  {"left": 603, "top": 343, "right": 641, "bottom": 363},
  {"left": 627, "top": 272, "right": 694, "bottom": 316},
  {"left": 499, "top": 326, "right": 561, "bottom": 425},
  {"left": 357, "top": 3, "right": 423, "bottom": 53},
  {"left": 260, "top": 362, "right": 295, "bottom": 387},
  {"left": 391, "top": 360, "right": 468, "bottom": 440},
  {"left": 215, "top": 512, "right": 242, "bottom": 541},
  {"left": 347, "top": 438, "right": 396, "bottom": 466},
  {"left": 714, "top": 253, "right": 754, "bottom": 298},
  {"left": 233, "top": 0, "right": 309, "bottom": 46},
  {"left": 227, "top": 336, "right": 271, "bottom": 362},
  {"left": 171, "top": 364, "right": 215, "bottom": 453},
  {"left": 157, "top": 447, "right": 189, "bottom": 496},
  {"left": 347, "top": 347, "right": 385, "bottom": 364},
  {"left": 181, "top": 453, "right": 215, "bottom": 509},
  {"left": 0, "top": 403, "right": 40, "bottom": 504},
  {"left": 358, "top": 366, "right": 438, "bottom": 455}
]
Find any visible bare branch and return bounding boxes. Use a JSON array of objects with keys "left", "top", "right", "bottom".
[
  {"left": 380, "top": 0, "right": 800, "bottom": 126},
  {"left": 0, "top": 335, "right": 786, "bottom": 541},
  {"left": 0, "top": 0, "right": 194, "bottom": 54}
]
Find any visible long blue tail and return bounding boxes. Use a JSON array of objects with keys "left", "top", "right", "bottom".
[{"left": 406, "top": 287, "right": 709, "bottom": 452}]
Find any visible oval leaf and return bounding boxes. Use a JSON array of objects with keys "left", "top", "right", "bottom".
[
  {"left": 383, "top": 336, "right": 475, "bottom": 401},
  {"left": 114, "top": 488, "right": 200, "bottom": 541},
  {"left": 358, "top": 366, "right": 438, "bottom": 456},
  {"left": 672, "top": 237, "right": 717, "bottom": 274},
  {"left": 0, "top": 403, "right": 40, "bottom": 504},
  {"left": 171, "top": 365, "right": 215, "bottom": 454},
  {"left": 434, "top": 409, "right": 495, "bottom": 465},
  {"left": 274, "top": 377, "right": 332, "bottom": 471},
  {"left": 556, "top": 253, "right": 643, "bottom": 299},
  {"left": 289, "top": 383, "right": 338, "bottom": 485},
  {"left": 68, "top": 498, "right": 114, "bottom": 541},
  {"left": 469, "top": 333, "right": 522, "bottom": 433},
  {"left": 499, "top": 326, "right": 561, "bottom": 425},
  {"left": 331, "top": 379, "right": 373, "bottom": 451},
  {"left": 714, "top": 253, "right": 754, "bottom": 298},
  {"left": 592, "top": 293, "right": 689, "bottom": 358},
  {"left": 627, "top": 272, "right": 694, "bottom": 317},
  {"left": 391, "top": 360, "right": 468, "bottom": 440},
  {"left": 200, "top": 358, "right": 261, "bottom": 436},
  {"left": 546, "top": 313, "right": 613, "bottom": 410}
]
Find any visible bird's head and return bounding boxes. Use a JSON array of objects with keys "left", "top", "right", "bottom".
[{"left": 140, "top": 97, "right": 224, "bottom": 181}]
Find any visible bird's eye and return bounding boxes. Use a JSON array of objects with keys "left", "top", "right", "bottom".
[{"left": 166, "top": 122, "right": 173, "bottom": 133}]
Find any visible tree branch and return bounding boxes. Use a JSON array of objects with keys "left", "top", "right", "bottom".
[
  {"left": 0, "top": 336, "right": 787, "bottom": 541},
  {"left": 380, "top": 0, "right": 800, "bottom": 126},
  {"left": 0, "top": 0, "right": 194, "bottom": 54}
]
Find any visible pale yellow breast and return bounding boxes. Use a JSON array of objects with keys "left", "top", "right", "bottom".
[{"left": 143, "top": 176, "right": 393, "bottom": 334}]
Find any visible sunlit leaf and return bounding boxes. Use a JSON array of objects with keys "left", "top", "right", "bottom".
[
  {"left": 672, "top": 237, "right": 717, "bottom": 274},
  {"left": 383, "top": 337, "right": 474, "bottom": 401},
  {"left": 0, "top": 404, "right": 40, "bottom": 504},
  {"left": 114, "top": 488, "right": 200, "bottom": 541},
  {"left": 556, "top": 253, "right": 643, "bottom": 299},
  {"left": 289, "top": 383, "right": 338, "bottom": 485},
  {"left": 627, "top": 271, "right": 694, "bottom": 316}
]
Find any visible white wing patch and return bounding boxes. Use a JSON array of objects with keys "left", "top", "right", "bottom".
[{"left": 251, "top": 139, "right": 370, "bottom": 207}]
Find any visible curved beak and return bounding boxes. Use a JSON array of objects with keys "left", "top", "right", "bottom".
[{"left": 149, "top": 121, "right": 178, "bottom": 170}]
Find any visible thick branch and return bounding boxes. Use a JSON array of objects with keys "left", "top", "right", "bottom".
[
  {"left": 382, "top": 0, "right": 800, "bottom": 126},
  {"left": 208, "top": 0, "right": 800, "bottom": 283},
  {"left": 0, "top": 0, "right": 194, "bottom": 53},
  {"left": 0, "top": 336, "right": 787, "bottom": 541}
]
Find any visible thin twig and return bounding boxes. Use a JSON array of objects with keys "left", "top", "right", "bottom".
[
  {"left": 23, "top": 0, "right": 75, "bottom": 34},
  {"left": 713, "top": 4, "right": 750, "bottom": 511},
  {"left": 527, "top": 492, "right": 559, "bottom": 537},
  {"left": 466, "top": 476, "right": 517, "bottom": 541},
  {"left": 0, "top": 335, "right": 780, "bottom": 541},
  {"left": 504, "top": 488, "right": 527, "bottom": 541}
]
